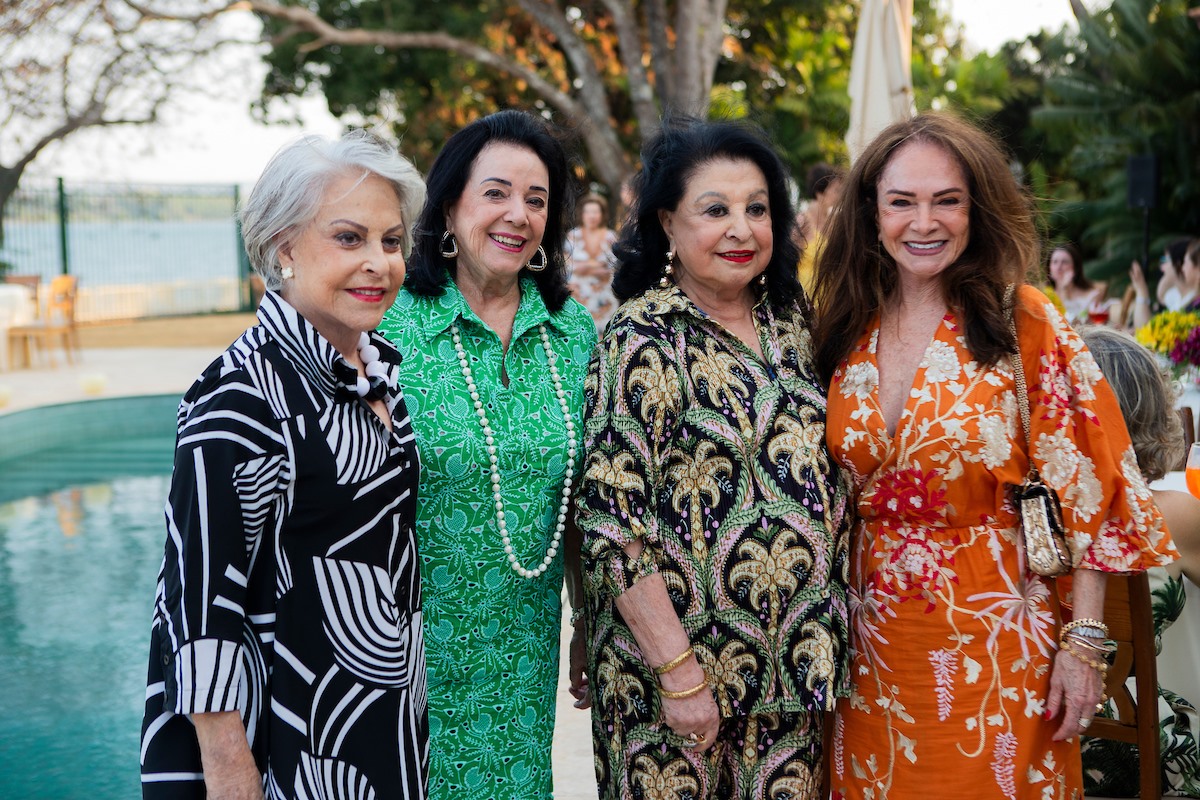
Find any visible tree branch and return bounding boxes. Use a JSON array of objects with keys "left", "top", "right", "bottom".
[
  {"left": 600, "top": 0, "right": 659, "bottom": 135},
  {"left": 244, "top": 0, "right": 590, "bottom": 124}
]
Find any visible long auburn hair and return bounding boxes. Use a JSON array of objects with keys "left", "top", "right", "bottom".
[{"left": 812, "top": 112, "right": 1041, "bottom": 384}]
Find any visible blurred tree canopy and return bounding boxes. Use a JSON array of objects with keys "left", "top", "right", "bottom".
[{"left": 245, "top": 0, "right": 974, "bottom": 203}]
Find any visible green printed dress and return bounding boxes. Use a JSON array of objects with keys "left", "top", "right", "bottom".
[{"left": 380, "top": 279, "right": 597, "bottom": 800}]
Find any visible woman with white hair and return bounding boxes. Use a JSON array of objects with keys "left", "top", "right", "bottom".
[{"left": 139, "top": 131, "right": 429, "bottom": 799}]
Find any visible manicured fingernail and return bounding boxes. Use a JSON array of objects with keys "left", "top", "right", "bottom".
[{"left": 1044, "top": 709, "right": 1052, "bottom": 721}]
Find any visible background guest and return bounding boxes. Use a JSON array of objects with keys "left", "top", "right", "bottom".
[
  {"left": 812, "top": 111, "right": 1176, "bottom": 800},
  {"left": 378, "top": 109, "right": 596, "bottom": 800},
  {"left": 578, "top": 116, "right": 850, "bottom": 800},
  {"left": 1128, "top": 236, "right": 1197, "bottom": 328},
  {"left": 1078, "top": 325, "right": 1200, "bottom": 798},
  {"left": 795, "top": 162, "right": 844, "bottom": 298},
  {"left": 1047, "top": 241, "right": 1112, "bottom": 324},
  {"left": 565, "top": 192, "right": 620, "bottom": 331},
  {"left": 140, "top": 131, "right": 428, "bottom": 799}
]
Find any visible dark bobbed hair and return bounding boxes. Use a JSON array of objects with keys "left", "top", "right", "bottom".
[
  {"left": 1186, "top": 237, "right": 1200, "bottom": 268},
  {"left": 1165, "top": 236, "right": 1192, "bottom": 273},
  {"left": 1049, "top": 241, "right": 1092, "bottom": 290},
  {"left": 812, "top": 111, "right": 1040, "bottom": 384},
  {"left": 404, "top": 109, "right": 576, "bottom": 311},
  {"left": 611, "top": 116, "right": 802, "bottom": 307},
  {"left": 1079, "top": 326, "right": 1183, "bottom": 482},
  {"left": 806, "top": 163, "right": 844, "bottom": 198}
]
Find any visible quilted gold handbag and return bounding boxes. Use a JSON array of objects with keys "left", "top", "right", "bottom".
[{"left": 1006, "top": 285, "right": 1072, "bottom": 577}]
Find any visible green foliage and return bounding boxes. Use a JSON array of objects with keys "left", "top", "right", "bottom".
[
  {"left": 1031, "top": 0, "right": 1200, "bottom": 284},
  {"left": 724, "top": 0, "right": 968, "bottom": 183},
  {"left": 718, "top": 2, "right": 855, "bottom": 178},
  {"left": 258, "top": 1, "right": 556, "bottom": 172}
]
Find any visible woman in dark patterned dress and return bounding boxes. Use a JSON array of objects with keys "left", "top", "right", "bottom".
[
  {"left": 139, "top": 131, "right": 429, "bottom": 799},
  {"left": 576, "top": 117, "right": 851, "bottom": 799}
]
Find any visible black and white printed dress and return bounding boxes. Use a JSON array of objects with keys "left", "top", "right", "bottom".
[{"left": 140, "top": 291, "right": 427, "bottom": 799}]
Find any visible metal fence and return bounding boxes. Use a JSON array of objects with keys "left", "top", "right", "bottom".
[{"left": 0, "top": 178, "right": 252, "bottom": 322}]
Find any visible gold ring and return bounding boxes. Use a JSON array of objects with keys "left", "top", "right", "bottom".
[{"left": 1096, "top": 703, "right": 1105, "bottom": 713}]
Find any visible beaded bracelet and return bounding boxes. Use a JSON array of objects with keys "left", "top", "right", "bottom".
[
  {"left": 659, "top": 679, "right": 710, "bottom": 700},
  {"left": 1060, "top": 639, "right": 1110, "bottom": 676},
  {"left": 1061, "top": 618, "right": 1109, "bottom": 639},
  {"left": 654, "top": 646, "right": 695, "bottom": 676},
  {"left": 569, "top": 607, "right": 586, "bottom": 626}
]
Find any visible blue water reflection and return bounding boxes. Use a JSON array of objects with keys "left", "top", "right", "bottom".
[{"left": 0, "top": 474, "right": 169, "bottom": 798}]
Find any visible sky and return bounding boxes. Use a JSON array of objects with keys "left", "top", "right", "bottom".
[{"left": 32, "top": 1, "right": 1081, "bottom": 188}]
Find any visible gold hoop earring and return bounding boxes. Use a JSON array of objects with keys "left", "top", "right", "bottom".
[
  {"left": 440, "top": 231, "right": 459, "bottom": 259},
  {"left": 526, "top": 245, "right": 548, "bottom": 272}
]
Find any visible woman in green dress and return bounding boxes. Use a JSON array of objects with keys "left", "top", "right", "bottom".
[{"left": 379, "top": 110, "right": 597, "bottom": 800}]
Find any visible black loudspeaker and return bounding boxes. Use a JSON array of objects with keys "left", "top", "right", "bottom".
[{"left": 1127, "top": 154, "right": 1158, "bottom": 209}]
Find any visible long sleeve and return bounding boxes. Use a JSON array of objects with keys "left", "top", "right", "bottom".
[
  {"left": 155, "top": 359, "right": 289, "bottom": 714},
  {"left": 577, "top": 318, "right": 683, "bottom": 599},
  {"left": 1015, "top": 284, "right": 1177, "bottom": 571}
]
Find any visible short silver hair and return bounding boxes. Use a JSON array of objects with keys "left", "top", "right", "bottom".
[{"left": 239, "top": 130, "right": 426, "bottom": 291}]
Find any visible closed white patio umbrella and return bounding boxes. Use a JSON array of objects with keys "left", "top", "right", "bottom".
[{"left": 845, "top": 0, "right": 916, "bottom": 162}]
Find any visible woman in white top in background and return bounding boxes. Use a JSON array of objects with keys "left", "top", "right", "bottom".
[{"left": 1129, "top": 236, "right": 1200, "bottom": 329}]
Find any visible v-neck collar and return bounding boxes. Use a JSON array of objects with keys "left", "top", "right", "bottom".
[{"left": 864, "top": 309, "right": 955, "bottom": 441}]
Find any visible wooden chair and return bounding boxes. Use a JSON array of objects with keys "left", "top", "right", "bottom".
[
  {"left": 1178, "top": 407, "right": 1196, "bottom": 470},
  {"left": 7, "top": 275, "right": 79, "bottom": 368},
  {"left": 3, "top": 274, "right": 41, "bottom": 317},
  {"left": 1087, "top": 572, "right": 1161, "bottom": 799}
]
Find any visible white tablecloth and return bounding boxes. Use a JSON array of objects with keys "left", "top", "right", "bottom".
[{"left": 0, "top": 283, "right": 36, "bottom": 369}]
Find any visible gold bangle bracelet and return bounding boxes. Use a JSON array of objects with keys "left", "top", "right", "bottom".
[
  {"left": 659, "top": 680, "right": 709, "bottom": 700},
  {"left": 1061, "top": 631, "right": 1115, "bottom": 655},
  {"left": 654, "top": 646, "right": 695, "bottom": 676}
]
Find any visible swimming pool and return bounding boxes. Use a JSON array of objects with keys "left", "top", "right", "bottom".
[{"left": 0, "top": 397, "right": 177, "bottom": 798}]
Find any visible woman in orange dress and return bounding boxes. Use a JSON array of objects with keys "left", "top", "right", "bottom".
[{"left": 811, "top": 112, "right": 1179, "bottom": 800}]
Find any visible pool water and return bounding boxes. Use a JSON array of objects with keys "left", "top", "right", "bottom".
[{"left": 0, "top": 437, "right": 173, "bottom": 798}]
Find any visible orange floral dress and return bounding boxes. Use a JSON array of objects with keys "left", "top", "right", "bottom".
[{"left": 825, "top": 285, "right": 1177, "bottom": 800}]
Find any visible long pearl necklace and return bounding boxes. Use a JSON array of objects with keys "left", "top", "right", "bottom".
[{"left": 449, "top": 322, "right": 576, "bottom": 579}]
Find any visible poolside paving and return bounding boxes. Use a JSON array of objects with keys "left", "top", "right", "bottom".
[{"left": 0, "top": 313, "right": 600, "bottom": 797}]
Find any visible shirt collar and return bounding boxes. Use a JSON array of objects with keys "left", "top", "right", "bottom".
[
  {"left": 256, "top": 291, "right": 403, "bottom": 406},
  {"left": 412, "top": 275, "right": 560, "bottom": 342},
  {"left": 639, "top": 283, "right": 771, "bottom": 321}
]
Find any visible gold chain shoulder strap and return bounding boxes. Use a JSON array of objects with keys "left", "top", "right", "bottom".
[{"left": 1005, "top": 284, "right": 1039, "bottom": 482}]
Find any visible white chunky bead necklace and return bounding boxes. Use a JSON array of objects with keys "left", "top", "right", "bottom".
[{"left": 450, "top": 322, "right": 576, "bottom": 579}]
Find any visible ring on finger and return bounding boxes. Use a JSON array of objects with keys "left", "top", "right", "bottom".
[
  {"left": 1078, "top": 717, "right": 1092, "bottom": 728},
  {"left": 687, "top": 732, "right": 706, "bottom": 744}
]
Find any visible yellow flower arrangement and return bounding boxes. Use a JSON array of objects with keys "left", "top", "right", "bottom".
[
  {"left": 1135, "top": 310, "right": 1200, "bottom": 356},
  {"left": 1040, "top": 285, "right": 1066, "bottom": 317}
]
